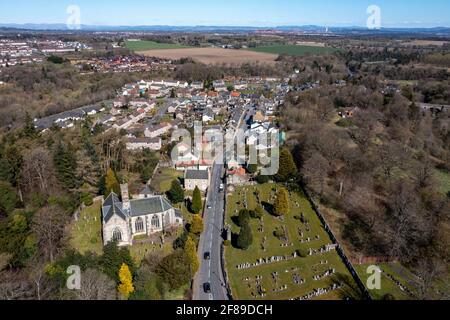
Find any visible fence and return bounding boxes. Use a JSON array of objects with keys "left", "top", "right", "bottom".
[{"left": 299, "top": 182, "right": 372, "bottom": 300}]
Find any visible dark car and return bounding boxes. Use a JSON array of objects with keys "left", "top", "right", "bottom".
[
  {"left": 204, "top": 252, "right": 211, "bottom": 260},
  {"left": 203, "top": 282, "right": 211, "bottom": 293}
]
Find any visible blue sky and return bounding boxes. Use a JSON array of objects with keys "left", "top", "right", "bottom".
[{"left": 1, "top": 0, "right": 449, "bottom": 27}]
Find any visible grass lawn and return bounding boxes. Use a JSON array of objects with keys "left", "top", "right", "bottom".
[
  {"left": 125, "top": 40, "right": 189, "bottom": 51},
  {"left": 69, "top": 201, "right": 103, "bottom": 255},
  {"left": 249, "top": 45, "right": 339, "bottom": 56},
  {"left": 434, "top": 169, "right": 450, "bottom": 195},
  {"left": 129, "top": 241, "right": 174, "bottom": 267},
  {"left": 224, "top": 183, "right": 358, "bottom": 300},
  {"left": 150, "top": 168, "right": 183, "bottom": 194}
]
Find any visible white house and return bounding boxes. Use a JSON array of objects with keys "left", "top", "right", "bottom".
[
  {"left": 144, "top": 122, "right": 172, "bottom": 138},
  {"left": 184, "top": 169, "right": 210, "bottom": 192},
  {"left": 126, "top": 137, "right": 162, "bottom": 151}
]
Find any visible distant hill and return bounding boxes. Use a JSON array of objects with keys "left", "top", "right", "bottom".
[{"left": 0, "top": 23, "right": 449, "bottom": 36}]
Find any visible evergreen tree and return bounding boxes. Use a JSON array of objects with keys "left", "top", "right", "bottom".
[
  {"left": 191, "top": 186, "right": 202, "bottom": 214},
  {"left": 23, "top": 112, "right": 37, "bottom": 138},
  {"left": 105, "top": 168, "right": 121, "bottom": 196},
  {"left": 273, "top": 187, "right": 290, "bottom": 216},
  {"left": 274, "top": 148, "right": 297, "bottom": 182},
  {"left": 236, "top": 209, "right": 251, "bottom": 227},
  {"left": 0, "top": 181, "right": 19, "bottom": 217},
  {"left": 168, "top": 180, "right": 184, "bottom": 204},
  {"left": 184, "top": 236, "right": 199, "bottom": 275},
  {"left": 118, "top": 263, "right": 134, "bottom": 300},
  {"left": 54, "top": 142, "right": 78, "bottom": 189},
  {"left": 236, "top": 223, "right": 253, "bottom": 250}
]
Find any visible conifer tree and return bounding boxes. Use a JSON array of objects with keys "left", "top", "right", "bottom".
[
  {"left": 191, "top": 186, "right": 202, "bottom": 214},
  {"left": 184, "top": 236, "right": 199, "bottom": 275}
]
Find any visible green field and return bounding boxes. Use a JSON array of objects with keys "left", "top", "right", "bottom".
[
  {"left": 224, "top": 183, "right": 359, "bottom": 300},
  {"left": 125, "top": 40, "right": 189, "bottom": 51},
  {"left": 249, "top": 45, "right": 339, "bottom": 56}
]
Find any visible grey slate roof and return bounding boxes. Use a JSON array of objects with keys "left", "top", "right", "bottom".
[
  {"left": 102, "top": 192, "right": 173, "bottom": 222},
  {"left": 185, "top": 169, "right": 209, "bottom": 180},
  {"left": 102, "top": 193, "right": 127, "bottom": 223},
  {"left": 129, "top": 197, "right": 172, "bottom": 217}
]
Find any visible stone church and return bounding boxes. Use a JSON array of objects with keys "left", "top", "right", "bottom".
[{"left": 102, "top": 184, "right": 183, "bottom": 246}]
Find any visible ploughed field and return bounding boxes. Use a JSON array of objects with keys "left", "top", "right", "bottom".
[
  {"left": 136, "top": 47, "right": 278, "bottom": 65},
  {"left": 224, "top": 183, "right": 359, "bottom": 300}
]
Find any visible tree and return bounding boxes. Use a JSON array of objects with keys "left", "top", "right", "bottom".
[
  {"left": 190, "top": 215, "right": 204, "bottom": 235},
  {"left": 100, "top": 241, "right": 135, "bottom": 282},
  {"left": 273, "top": 187, "right": 289, "bottom": 216},
  {"left": 117, "top": 263, "right": 134, "bottom": 300},
  {"left": 53, "top": 142, "right": 78, "bottom": 189},
  {"left": 247, "top": 164, "right": 258, "bottom": 175},
  {"left": 184, "top": 236, "right": 199, "bottom": 275},
  {"left": 23, "top": 112, "right": 37, "bottom": 138},
  {"left": 236, "top": 209, "right": 251, "bottom": 227},
  {"left": 274, "top": 148, "right": 297, "bottom": 182},
  {"left": 20, "top": 147, "right": 57, "bottom": 196},
  {"left": 155, "top": 250, "right": 192, "bottom": 291},
  {"left": 31, "top": 205, "right": 69, "bottom": 263},
  {"left": 168, "top": 180, "right": 184, "bottom": 204},
  {"left": 191, "top": 186, "right": 202, "bottom": 214},
  {"left": 105, "top": 168, "right": 120, "bottom": 196},
  {"left": 0, "top": 181, "right": 19, "bottom": 217},
  {"left": 73, "top": 268, "right": 116, "bottom": 300},
  {"left": 236, "top": 223, "right": 253, "bottom": 250}
]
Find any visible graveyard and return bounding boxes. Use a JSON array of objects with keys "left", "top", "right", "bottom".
[{"left": 224, "top": 183, "right": 358, "bottom": 300}]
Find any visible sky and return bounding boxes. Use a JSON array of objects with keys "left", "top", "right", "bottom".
[{"left": 0, "top": 0, "right": 449, "bottom": 28}]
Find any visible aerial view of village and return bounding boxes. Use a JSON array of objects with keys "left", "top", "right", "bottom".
[{"left": 0, "top": 0, "right": 449, "bottom": 308}]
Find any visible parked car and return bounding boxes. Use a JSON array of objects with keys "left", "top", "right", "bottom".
[{"left": 204, "top": 252, "right": 211, "bottom": 260}]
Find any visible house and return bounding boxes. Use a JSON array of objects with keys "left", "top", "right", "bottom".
[
  {"left": 184, "top": 169, "right": 210, "bottom": 192},
  {"left": 125, "top": 137, "right": 162, "bottom": 151},
  {"left": 129, "top": 99, "right": 155, "bottom": 109},
  {"left": 144, "top": 122, "right": 172, "bottom": 138},
  {"left": 227, "top": 167, "right": 249, "bottom": 185},
  {"left": 191, "top": 81, "right": 204, "bottom": 89},
  {"left": 102, "top": 184, "right": 183, "bottom": 246},
  {"left": 202, "top": 108, "right": 215, "bottom": 123}
]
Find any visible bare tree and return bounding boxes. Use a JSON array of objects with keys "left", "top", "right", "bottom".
[
  {"left": 302, "top": 153, "right": 330, "bottom": 196},
  {"left": 20, "top": 147, "right": 57, "bottom": 195},
  {"left": 73, "top": 269, "right": 116, "bottom": 300},
  {"left": 31, "top": 205, "right": 69, "bottom": 263}
]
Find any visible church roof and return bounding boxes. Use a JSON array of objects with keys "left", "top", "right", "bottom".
[
  {"left": 129, "top": 196, "right": 173, "bottom": 217},
  {"left": 102, "top": 192, "right": 127, "bottom": 223}
]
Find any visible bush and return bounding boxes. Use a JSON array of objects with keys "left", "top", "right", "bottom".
[
  {"left": 256, "top": 174, "right": 270, "bottom": 184},
  {"left": 236, "top": 223, "right": 253, "bottom": 250},
  {"left": 297, "top": 248, "right": 309, "bottom": 258},
  {"left": 81, "top": 194, "right": 94, "bottom": 206},
  {"left": 236, "top": 209, "right": 251, "bottom": 227}
]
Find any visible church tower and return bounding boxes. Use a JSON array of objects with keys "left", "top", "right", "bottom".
[{"left": 120, "top": 183, "right": 131, "bottom": 211}]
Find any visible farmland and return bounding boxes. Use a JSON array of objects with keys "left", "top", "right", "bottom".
[
  {"left": 224, "top": 183, "right": 359, "bottom": 300},
  {"left": 249, "top": 45, "right": 339, "bottom": 56},
  {"left": 125, "top": 40, "right": 189, "bottom": 51},
  {"left": 137, "top": 47, "right": 278, "bottom": 65}
]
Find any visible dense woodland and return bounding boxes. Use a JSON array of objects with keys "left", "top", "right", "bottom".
[{"left": 282, "top": 50, "right": 449, "bottom": 299}]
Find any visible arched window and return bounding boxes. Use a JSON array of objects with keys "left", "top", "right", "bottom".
[
  {"left": 112, "top": 228, "right": 122, "bottom": 242},
  {"left": 151, "top": 215, "right": 160, "bottom": 229},
  {"left": 135, "top": 217, "right": 144, "bottom": 233}
]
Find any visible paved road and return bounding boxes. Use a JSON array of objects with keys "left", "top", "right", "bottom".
[
  {"left": 194, "top": 163, "right": 228, "bottom": 300},
  {"left": 193, "top": 105, "right": 254, "bottom": 300}
]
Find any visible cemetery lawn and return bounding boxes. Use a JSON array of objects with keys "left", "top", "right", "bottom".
[
  {"left": 224, "top": 183, "right": 358, "bottom": 300},
  {"left": 150, "top": 168, "right": 183, "bottom": 194},
  {"left": 69, "top": 200, "right": 103, "bottom": 255}
]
